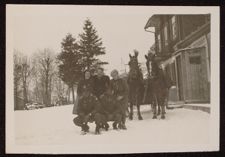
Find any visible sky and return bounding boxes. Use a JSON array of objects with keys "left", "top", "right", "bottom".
[{"left": 7, "top": 5, "right": 156, "bottom": 75}]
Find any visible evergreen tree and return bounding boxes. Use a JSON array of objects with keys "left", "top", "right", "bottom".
[
  {"left": 79, "top": 19, "right": 108, "bottom": 70},
  {"left": 57, "top": 33, "right": 82, "bottom": 103}
]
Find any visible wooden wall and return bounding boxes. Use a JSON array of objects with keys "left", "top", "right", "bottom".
[{"left": 176, "top": 47, "right": 210, "bottom": 103}]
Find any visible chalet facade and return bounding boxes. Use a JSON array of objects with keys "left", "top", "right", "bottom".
[{"left": 145, "top": 15, "right": 210, "bottom": 103}]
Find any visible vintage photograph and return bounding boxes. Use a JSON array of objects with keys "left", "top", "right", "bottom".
[{"left": 6, "top": 5, "right": 219, "bottom": 154}]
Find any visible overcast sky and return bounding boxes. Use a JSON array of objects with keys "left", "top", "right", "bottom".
[
  {"left": 7, "top": 5, "right": 156, "bottom": 75},
  {"left": 7, "top": 5, "right": 216, "bottom": 75}
]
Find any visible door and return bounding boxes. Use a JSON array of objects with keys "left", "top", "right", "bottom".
[{"left": 186, "top": 47, "right": 210, "bottom": 102}]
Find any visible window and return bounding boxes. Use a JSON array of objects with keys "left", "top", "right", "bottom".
[
  {"left": 157, "top": 33, "right": 161, "bottom": 52},
  {"left": 171, "top": 16, "right": 177, "bottom": 40},
  {"left": 164, "top": 24, "right": 168, "bottom": 46}
]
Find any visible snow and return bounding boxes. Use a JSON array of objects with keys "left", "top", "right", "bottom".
[{"left": 14, "top": 104, "right": 210, "bottom": 153}]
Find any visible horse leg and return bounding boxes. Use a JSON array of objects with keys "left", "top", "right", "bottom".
[
  {"left": 160, "top": 97, "right": 166, "bottom": 119},
  {"left": 152, "top": 104, "right": 157, "bottom": 119},
  {"left": 129, "top": 102, "right": 133, "bottom": 120},
  {"left": 161, "top": 105, "right": 166, "bottom": 119},
  {"left": 126, "top": 104, "right": 130, "bottom": 117},
  {"left": 151, "top": 104, "right": 154, "bottom": 112},
  {"left": 157, "top": 103, "right": 161, "bottom": 115},
  {"left": 155, "top": 93, "right": 160, "bottom": 115},
  {"left": 165, "top": 89, "right": 169, "bottom": 111},
  {"left": 137, "top": 102, "right": 143, "bottom": 120},
  {"left": 152, "top": 96, "right": 157, "bottom": 119},
  {"left": 164, "top": 98, "right": 168, "bottom": 113}
]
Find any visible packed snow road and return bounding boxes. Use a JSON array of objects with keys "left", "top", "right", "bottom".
[{"left": 14, "top": 104, "right": 210, "bottom": 153}]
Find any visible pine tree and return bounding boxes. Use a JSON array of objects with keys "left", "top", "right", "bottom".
[
  {"left": 79, "top": 19, "right": 108, "bottom": 70},
  {"left": 57, "top": 33, "right": 82, "bottom": 103}
]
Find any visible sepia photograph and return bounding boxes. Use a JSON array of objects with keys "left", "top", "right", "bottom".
[{"left": 6, "top": 5, "right": 219, "bottom": 154}]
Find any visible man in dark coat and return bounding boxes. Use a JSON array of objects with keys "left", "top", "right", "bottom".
[
  {"left": 99, "top": 89, "right": 122, "bottom": 130},
  {"left": 73, "top": 88, "right": 102, "bottom": 134},
  {"left": 92, "top": 68, "right": 110, "bottom": 99},
  {"left": 110, "top": 69, "right": 129, "bottom": 130}
]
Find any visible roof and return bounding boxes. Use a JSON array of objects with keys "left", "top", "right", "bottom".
[
  {"left": 145, "top": 14, "right": 181, "bottom": 29},
  {"left": 144, "top": 15, "right": 162, "bottom": 29}
]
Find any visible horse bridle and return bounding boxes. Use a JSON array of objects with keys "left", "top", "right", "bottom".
[
  {"left": 147, "top": 59, "right": 158, "bottom": 79},
  {"left": 129, "top": 59, "right": 140, "bottom": 79}
]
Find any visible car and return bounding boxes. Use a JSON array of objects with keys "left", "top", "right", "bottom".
[
  {"left": 24, "top": 103, "right": 31, "bottom": 110},
  {"left": 26, "top": 103, "right": 36, "bottom": 110},
  {"left": 24, "top": 102, "right": 45, "bottom": 110},
  {"left": 36, "top": 103, "right": 45, "bottom": 109}
]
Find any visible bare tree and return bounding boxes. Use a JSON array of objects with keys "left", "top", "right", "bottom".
[
  {"left": 52, "top": 73, "right": 68, "bottom": 105},
  {"left": 13, "top": 50, "right": 22, "bottom": 110},
  {"left": 35, "top": 48, "right": 55, "bottom": 106},
  {"left": 21, "top": 56, "right": 32, "bottom": 104},
  {"left": 30, "top": 55, "right": 42, "bottom": 103}
]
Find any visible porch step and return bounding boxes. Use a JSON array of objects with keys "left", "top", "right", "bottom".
[
  {"left": 182, "top": 104, "right": 210, "bottom": 113},
  {"left": 168, "top": 100, "right": 210, "bottom": 113}
]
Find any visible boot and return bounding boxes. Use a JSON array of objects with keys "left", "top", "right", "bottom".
[
  {"left": 81, "top": 125, "right": 88, "bottom": 135},
  {"left": 82, "top": 124, "right": 89, "bottom": 132},
  {"left": 112, "top": 122, "right": 118, "bottom": 130},
  {"left": 120, "top": 124, "right": 127, "bottom": 130}
]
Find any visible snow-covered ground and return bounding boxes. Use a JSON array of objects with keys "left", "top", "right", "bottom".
[{"left": 14, "top": 104, "right": 210, "bottom": 153}]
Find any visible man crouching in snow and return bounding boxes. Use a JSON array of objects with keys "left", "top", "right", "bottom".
[
  {"left": 99, "top": 89, "right": 122, "bottom": 130},
  {"left": 73, "top": 88, "right": 102, "bottom": 135}
]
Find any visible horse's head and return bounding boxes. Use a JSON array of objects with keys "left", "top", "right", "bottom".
[
  {"left": 145, "top": 52, "right": 159, "bottom": 79},
  {"left": 128, "top": 50, "right": 140, "bottom": 79}
]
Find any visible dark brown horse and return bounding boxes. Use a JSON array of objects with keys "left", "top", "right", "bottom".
[
  {"left": 145, "top": 53, "right": 171, "bottom": 119},
  {"left": 127, "top": 50, "right": 144, "bottom": 120}
]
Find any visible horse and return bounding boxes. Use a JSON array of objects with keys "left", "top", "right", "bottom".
[
  {"left": 144, "top": 52, "right": 171, "bottom": 119},
  {"left": 127, "top": 50, "right": 145, "bottom": 120}
]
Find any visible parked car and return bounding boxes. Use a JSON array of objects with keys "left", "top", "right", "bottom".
[
  {"left": 35, "top": 103, "right": 45, "bottom": 109},
  {"left": 25, "top": 103, "right": 36, "bottom": 110},
  {"left": 24, "top": 102, "right": 45, "bottom": 110}
]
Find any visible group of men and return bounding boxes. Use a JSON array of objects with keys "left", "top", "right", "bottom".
[{"left": 73, "top": 68, "right": 128, "bottom": 135}]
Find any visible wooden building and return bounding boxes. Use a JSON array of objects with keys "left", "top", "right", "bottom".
[{"left": 144, "top": 15, "right": 210, "bottom": 103}]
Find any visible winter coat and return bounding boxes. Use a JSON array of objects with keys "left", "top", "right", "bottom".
[
  {"left": 77, "top": 93, "right": 100, "bottom": 116},
  {"left": 110, "top": 78, "right": 128, "bottom": 101},
  {"left": 92, "top": 75, "right": 110, "bottom": 98},
  {"left": 77, "top": 78, "right": 94, "bottom": 97},
  {"left": 99, "top": 93, "right": 122, "bottom": 115},
  {"left": 72, "top": 78, "right": 94, "bottom": 115}
]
